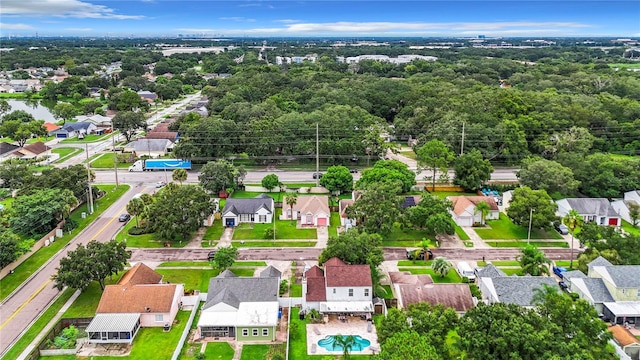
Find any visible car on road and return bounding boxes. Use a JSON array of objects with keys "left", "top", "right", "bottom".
[
  {"left": 207, "top": 251, "right": 217, "bottom": 261},
  {"left": 406, "top": 248, "right": 434, "bottom": 261},
  {"left": 555, "top": 223, "right": 569, "bottom": 235},
  {"left": 155, "top": 181, "right": 166, "bottom": 188},
  {"left": 312, "top": 172, "right": 323, "bottom": 179},
  {"left": 349, "top": 168, "right": 359, "bottom": 173},
  {"left": 118, "top": 213, "right": 131, "bottom": 222}
]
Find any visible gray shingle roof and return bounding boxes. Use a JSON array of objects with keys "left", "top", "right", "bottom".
[
  {"left": 218, "top": 269, "right": 238, "bottom": 278},
  {"left": 126, "top": 138, "right": 171, "bottom": 152},
  {"left": 222, "top": 194, "right": 273, "bottom": 216},
  {"left": 604, "top": 266, "right": 640, "bottom": 287},
  {"left": 203, "top": 275, "right": 278, "bottom": 310},
  {"left": 260, "top": 265, "right": 281, "bottom": 278},
  {"left": 476, "top": 264, "right": 506, "bottom": 278},
  {"left": 492, "top": 277, "right": 558, "bottom": 306},
  {"left": 565, "top": 198, "right": 619, "bottom": 217},
  {"left": 562, "top": 270, "right": 587, "bottom": 281},
  {"left": 62, "top": 121, "right": 93, "bottom": 131},
  {"left": 580, "top": 278, "right": 614, "bottom": 302},
  {"left": 589, "top": 256, "right": 613, "bottom": 268}
]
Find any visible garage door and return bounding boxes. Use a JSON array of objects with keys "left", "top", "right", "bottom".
[
  {"left": 317, "top": 217, "right": 327, "bottom": 226},
  {"left": 608, "top": 218, "right": 618, "bottom": 226}
]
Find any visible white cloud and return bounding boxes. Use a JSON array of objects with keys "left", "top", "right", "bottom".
[
  {"left": 65, "top": 27, "right": 93, "bottom": 32},
  {"left": 274, "top": 19, "right": 302, "bottom": 24},
  {"left": 2, "top": 0, "right": 144, "bottom": 20},
  {"left": 0, "top": 22, "right": 34, "bottom": 30}
]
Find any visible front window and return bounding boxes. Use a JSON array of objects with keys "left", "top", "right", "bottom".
[
  {"left": 364, "top": 289, "right": 369, "bottom": 297},
  {"left": 252, "top": 329, "right": 258, "bottom": 336},
  {"left": 262, "top": 328, "right": 269, "bottom": 336},
  {"left": 259, "top": 215, "right": 266, "bottom": 222},
  {"left": 155, "top": 314, "right": 163, "bottom": 322},
  {"left": 349, "top": 289, "right": 354, "bottom": 297},
  {"left": 242, "top": 329, "right": 248, "bottom": 336}
]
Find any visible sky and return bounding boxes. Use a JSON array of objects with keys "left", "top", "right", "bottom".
[{"left": 1, "top": 0, "right": 639, "bottom": 38}]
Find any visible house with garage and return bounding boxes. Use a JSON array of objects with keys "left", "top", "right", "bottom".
[
  {"left": 221, "top": 194, "right": 274, "bottom": 227},
  {"left": 447, "top": 196, "right": 500, "bottom": 227},
  {"left": 556, "top": 198, "right": 621, "bottom": 227},
  {"left": 43, "top": 122, "right": 60, "bottom": 135},
  {"left": 197, "top": 268, "right": 280, "bottom": 341},
  {"left": 281, "top": 195, "right": 330, "bottom": 227},
  {"left": 302, "top": 257, "right": 373, "bottom": 317},
  {"left": 476, "top": 264, "right": 557, "bottom": 308},
  {"left": 611, "top": 190, "right": 640, "bottom": 225},
  {"left": 390, "top": 271, "right": 475, "bottom": 315},
  {"left": 123, "top": 138, "right": 173, "bottom": 158},
  {"left": 8, "top": 142, "right": 51, "bottom": 161},
  {"left": 51, "top": 122, "right": 98, "bottom": 139},
  {"left": 75, "top": 114, "right": 112, "bottom": 128},
  {"left": 86, "top": 263, "right": 184, "bottom": 344}
]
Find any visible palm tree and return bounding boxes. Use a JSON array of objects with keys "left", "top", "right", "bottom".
[
  {"left": 563, "top": 209, "right": 583, "bottom": 269},
  {"left": 474, "top": 201, "right": 491, "bottom": 226},
  {"left": 172, "top": 168, "right": 187, "bottom": 185},
  {"left": 432, "top": 256, "right": 451, "bottom": 278},
  {"left": 370, "top": 266, "right": 388, "bottom": 298},
  {"left": 333, "top": 334, "right": 356, "bottom": 360},
  {"left": 285, "top": 192, "right": 298, "bottom": 225},
  {"left": 126, "top": 197, "right": 145, "bottom": 228},
  {"left": 517, "top": 244, "right": 551, "bottom": 276},
  {"left": 419, "top": 237, "right": 431, "bottom": 264}
]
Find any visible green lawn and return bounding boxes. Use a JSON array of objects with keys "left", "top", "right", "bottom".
[
  {"left": 232, "top": 241, "right": 316, "bottom": 247},
  {"left": 62, "top": 274, "right": 123, "bottom": 318},
  {"left": 1, "top": 289, "right": 75, "bottom": 360},
  {"left": 290, "top": 284, "right": 302, "bottom": 297},
  {"left": 232, "top": 210, "right": 317, "bottom": 240},
  {"left": 230, "top": 268, "right": 256, "bottom": 277},
  {"left": 431, "top": 191, "right": 477, "bottom": 199},
  {"left": 397, "top": 260, "right": 433, "bottom": 266},
  {"left": 554, "top": 260, "right": 576, "bottom": 268},
  {"left": 397, "top": 268, "right": 462, "bottom": 283},
  {"left": 240, "top": 344, "right": 269, "bottom": 360},
  {"left": 90, "top": 153, "right": 131, "bottom": 169},
  {"left": 155, "top": 269, "right": 220, "bottom": 292},
  {"left": 477, "top": 260, "right": 520, "bottom": 266},
  {"left": 454, "top": 224, "right": 470, "bottom": 240},
  {"left": 501, "top": 268, "right": 523, "bottom": 276},
  {"left": 622, "top": 220, "right": 640, "bottom": 236},
  {"left": 203, "top": 221, "right": 224, "bottom": 242},
  {"left": 231, "top": 190, "right": 282, "bottom": 200},
  {"left": 0, "top": 185, "right": 129, "bottom": 301},
  {"left": 114, "top": 216, "right": 188, "bottom": 248},
  {"left": 474, "top": 213, "right": 563, "bottom": 240},
  {"left": 328, "top": 212, "right": 340, "bottom": 238},
  {"left": 52, "top": 147, "right": 83, "bottom": 163},
  {"left": 157, "top": 261, "right": 266, "bottom": 267},
  {"left": 487, "top": 240, "right": 569, "bottom": 248},
  {"left": 385, "top": 227, "right": 431, "bottom": 242},
  {"left": 399, "top": 150, "right": 416, "bottom": 159},
  {"left": 60, "top": 133, "right": 112, "bottom": 143},
  {"left": 608, "top": 63, "right": 640, "bottom": 69},
  {"left": 206, "top": 342, "right": 236, "bottom": 360}
]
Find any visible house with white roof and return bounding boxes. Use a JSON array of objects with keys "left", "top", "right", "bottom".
[
  {"left": 611, "top": 190, "right": 640, "bottom": 225},
  {"left": 556, "top": 198, "right": 621, "bottom": 226}
]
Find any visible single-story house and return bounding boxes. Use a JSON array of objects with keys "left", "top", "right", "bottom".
[
  {"left": 197, "top": 268, "right": 280, "bottom": 341},
  {"left": 51, "top": 122, "right": 98, "bottom": 139},
  {"left": 43, "top": 122, "right": 61, "bottom": 134},
  {"left": 0, "top": 142, "right": 20, "bottom": 159},
  {"left": 611, "top": 190, "right": 640, "bottom": 225},
  {"left": 477, "top": 264, "right": 557, "bottom": 308},
  {"left": 221, "top": 194, "right": 274, "bottom": 227},
  {"left": 75, "top": 114, "right": 112, "bottom": 127},
  {"left": 447, "top": 196, "right": 500, "bottom": 227},
  {"left": 8, "top": 141, "right": 51, "bottom": 160},
  {"left": 556, "top": 198, "right": 621, "bottom": 227},
  {"left": 281, "top": 195, "right": 330, "bottom": 227},
  {"left": 86, "top": 263, "right": 184, "bottom": 344},
  {"left": 390, "top": 271, "right": 475, "bottom": 315},
  {"left": 123, "top": 138, "right": 173, "bottom": 158},
  {"left": 146, "top": 122, "right": 179, "bottom": 143},
  {"left": 609, "top": 325, "right": 640, "bottom": 359},
  {"left": 138, "top": 90, "right": 158, "bottom": 103}
]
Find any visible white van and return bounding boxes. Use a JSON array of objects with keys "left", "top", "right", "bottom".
[{"left": 457, "top": 261, "right": 476, "bottom": 282}]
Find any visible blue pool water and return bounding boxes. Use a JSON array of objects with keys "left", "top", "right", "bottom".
[{"left": 317, "top": 335, "right": 371, "bottom": 352}]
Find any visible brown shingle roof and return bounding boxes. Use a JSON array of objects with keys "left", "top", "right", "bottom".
[
  {"left": 293, "top": 195, "right": 330, "bottom": 216},
  {"left": 96, "top": 284, "right": 178, "bottom": 313},
  {"left": 609, "top": 325, "right": 640, "bottom": 347},
  {"left": 118, "top": 263, "right": 162, "bottom": 286},
  {"left": 325, "top": 257, "right": 372, "bottom": 287},
  {"left": 144, "top": 132, "right": 178, "bottom": 141},
  {"left": 448, "top": 196, "right": 499, "bottom": 216},
  {"left": 305, "top": 277, "right": 327, "bottom": 301},
  {"left": 389, "top": 271, "right": 433, "bottom": 285},
  {"left": 22, "top": 141, "right": 50, "bottom": 155},
  {"left": 339, "top": 199, "right": 353, "bottom": 218},
  {"left": 398, "top": 283, "right": 474, "bottom": 312},
  {"left": 305, "top": 265, "right": 324, "bottom": 278}
]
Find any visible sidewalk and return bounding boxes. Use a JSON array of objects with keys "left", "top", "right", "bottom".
[
  {"left": 460, "top": 227, "right": 492, "bottom": 249},
  {"left": 17, "top": 289, "right": 81, "bottom": 360}
]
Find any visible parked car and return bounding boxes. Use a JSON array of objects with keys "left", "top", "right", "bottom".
[
  {"left": 155, "top": 180, "right": 166, "bottom": 188},
  {"left": 349, "top": 168, "right": 359, "bottom": 173},
  {"left": 118, "top": 213, "right": 131, "bottom": 222},
  {"left": 312, "top": 172, "right": 323, "bottom": 179},
  {"left": 207, "top": 251, "right": 217, "bottom": 261},
  {"left": 406, "top": 248, "right": 434, "bottom": 261},
  {"left": 555, "top": 223, "right": 569, "bottom": 235},
  {"left": 553, "top": 266, "right": 567, "bottom": 279}
]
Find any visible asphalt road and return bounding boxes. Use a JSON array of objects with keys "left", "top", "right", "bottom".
[{"left": 0, "top": 184, "right": 151, "bottom": 356}]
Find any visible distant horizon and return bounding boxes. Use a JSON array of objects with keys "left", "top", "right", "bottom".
[{"left": 1, "top": 1, "right": 639, "bottom": 38}]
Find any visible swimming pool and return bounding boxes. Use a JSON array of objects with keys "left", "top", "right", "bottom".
[{"left": 317, "top": 335, "right": 371, "bottom": 352}]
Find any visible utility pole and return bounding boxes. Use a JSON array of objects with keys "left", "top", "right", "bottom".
[
  {"left": 460, "top": 121, "right": 465, "bottom": 156},
  {"left": 316, "top": 123, "right": 319, "bottom": 188},
  {"left": 527, "top": 207, "right": 534, "bottom": 244},
  {"left": 85, "top": 143, "right": 94, "bottom": 214},
  {"left": 112, "top": 122, "right": 119, "bottom": 187}
]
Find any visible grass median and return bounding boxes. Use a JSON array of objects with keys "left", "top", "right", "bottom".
[{"left": 0, "top": 184, "right": 130, "bottom": 301}]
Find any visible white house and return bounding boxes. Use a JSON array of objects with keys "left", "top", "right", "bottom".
[
  {"left": 447, "top": 196, "right": 500, "bottom": 227},
  {"left": 611, "top": 190, "right": 640, "bottom": 225},
  {"left": 221, "top": 194, "right": 274, "bottom": 227},
  {"left": 302, "top": 257, "right": 373, "bottom": 316},
  {"left": 281, "top": 195, "right": 330, "bottom": 227},
  {"left": 51, "top": 122, "right": 98, "bottom": 139},
  {"left": 556, "top": 198, "right": 621, "bottom": 226}
]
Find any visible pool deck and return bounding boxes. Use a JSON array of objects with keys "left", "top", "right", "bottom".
[{"left": 306, "top": 316, "right": 380, "bottom": 356}]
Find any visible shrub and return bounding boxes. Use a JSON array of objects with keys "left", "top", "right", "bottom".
[
  {"left": 128, "top": 226, "right": 151, "bottom": 235},
  {"left": 469, "top": 284, "right": 482, "bottom": 298},
  {"left": 264, "top": 228, "right": 275, "bottom": 239},
  {"left": 461, "top": 276, "right": 470, "bottom": 283},
  {"left": 52, "top": 325, "right": 79, "bottom": 349},
  {"left": 62, "top": 217, "right": 78, "bottom": 232},
  {"left": 279, "top": 280, "right": 288, "bottom": 295}
]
